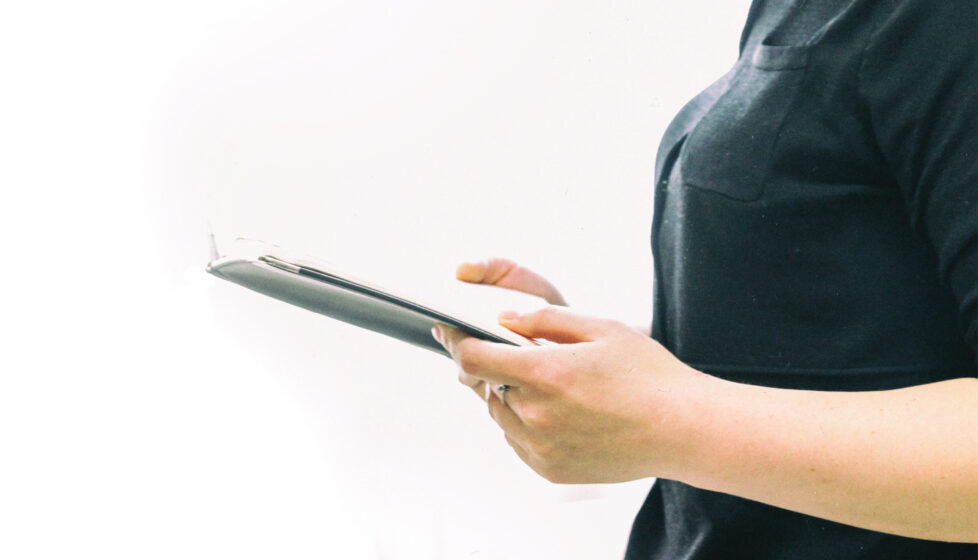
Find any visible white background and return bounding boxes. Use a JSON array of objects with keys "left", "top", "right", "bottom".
[{"left": 1, "top": 1, "right": 749, "bottom": 558}]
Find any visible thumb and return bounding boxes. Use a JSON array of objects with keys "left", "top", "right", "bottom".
[
  {"left": 497, "top": 306, "right": 617, "bottom": 344},
  {"left": 456, "top": 258, "right": 568, "bottom": 306}
]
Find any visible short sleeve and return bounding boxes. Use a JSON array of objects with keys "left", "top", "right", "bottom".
[{"left": 860, "top": 0, "right": 978, "bottom": 357}]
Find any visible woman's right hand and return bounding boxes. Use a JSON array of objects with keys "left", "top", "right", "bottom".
[{"left": 453, "top": 258, "right": 568, "bottom": 399}]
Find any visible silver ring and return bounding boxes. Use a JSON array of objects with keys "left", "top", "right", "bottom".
[{"left": 498, "top": 384, "right": 511, "bottom": 406}]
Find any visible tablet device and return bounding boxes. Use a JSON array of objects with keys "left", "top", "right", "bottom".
[{"left": 206, "top": 239, "right": 539, "bottom": 357}]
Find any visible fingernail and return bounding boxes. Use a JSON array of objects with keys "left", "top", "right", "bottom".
[
  {"left": 498, "top": 310, "right": 519, "bottom": 323},
  {"left": 431, "top": 325, "right": 443, "bottom": 345},
  {"left": 456, "top": 261, "right": 487, "bottom": 282}
]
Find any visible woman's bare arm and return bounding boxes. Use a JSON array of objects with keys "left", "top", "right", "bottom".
[
  {"left": 435, "top": 307, "right": 978, "bottom": 543},
  {"left": 679, "top": 375, "right": 978, "bottom": 542}
]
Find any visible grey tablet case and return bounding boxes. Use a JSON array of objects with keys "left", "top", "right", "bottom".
[{"left": 206, "top": 239, "right": 535, "bottom": 357}]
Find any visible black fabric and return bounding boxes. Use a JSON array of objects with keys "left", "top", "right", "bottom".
[{"left": 628, "top": 0, "right": 978, "bottom": 558}]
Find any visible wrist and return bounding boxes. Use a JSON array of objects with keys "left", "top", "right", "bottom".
[{"left": 653, "top": 367, "right": 731, "bottom": 483}]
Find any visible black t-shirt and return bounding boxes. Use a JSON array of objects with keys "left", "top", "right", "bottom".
[{"left": 627, "top": 0, "right": 978, "bottom": 558}]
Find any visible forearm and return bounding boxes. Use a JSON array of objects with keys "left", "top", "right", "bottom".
[{"left": 673, "top": 375, "right": 978, "bottom": 542}]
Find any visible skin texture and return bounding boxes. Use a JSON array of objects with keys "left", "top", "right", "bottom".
[{"left": 434, "top": 259, "right": 978, "bottom": 543}]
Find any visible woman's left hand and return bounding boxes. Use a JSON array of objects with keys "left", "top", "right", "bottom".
[{"left": 432, "top": 306, "right": 704, "bottom": 484}]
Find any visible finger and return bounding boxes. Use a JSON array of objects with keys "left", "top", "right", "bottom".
[
  {"left": 434, "top": 325, "right": 536, "bottom": 386},
  {"left": 456, "top": 258, "right": 568, "bottom": 306},
  {"left": 487, "top": 389, "right": 530, "bottom": 440},
  {"left": 497, "top": 306, "right": 620, "bottom": 344},
  {"left": 472, "top": 380, "right": 487, "bottom": 400},
  {"left": 438, "top": 328, "right": 490, "bottom": 398},
  {"left": 457, "top": 368, "right": 481, "bottom": 388},
  {"left": 489, "top": 382, "right": 510, "bottom": 404},
  {"left": 458, "top": 370, "right": 488, "bottom": 400},
  {"left": 505, "top": 434, "right": 532, "bottom": 466}
]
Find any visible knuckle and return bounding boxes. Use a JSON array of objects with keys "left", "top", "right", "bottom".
[
  {"left": 458, "top": 370, "right": 484, "bottom": 391},
  {"left": 519, "top": 403, "right": 551, "bottom": 431},
  {"left": 526, "top": 438, "right": 553, "bottom": 463},
  {"left": 544, "top": 440, "right": 571, "bottom": 465},
  {"left": 522, "top": 444, "right": 572, "bottom": 484},
  {"left": 537, "top": 306, "right": 559, "bottom": 322},
  {"left": 457, "top": 347, "right": 482, "bottom": 374},
  {"left": 486, "top": 257, "right": 517, "bottom": 284}
]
